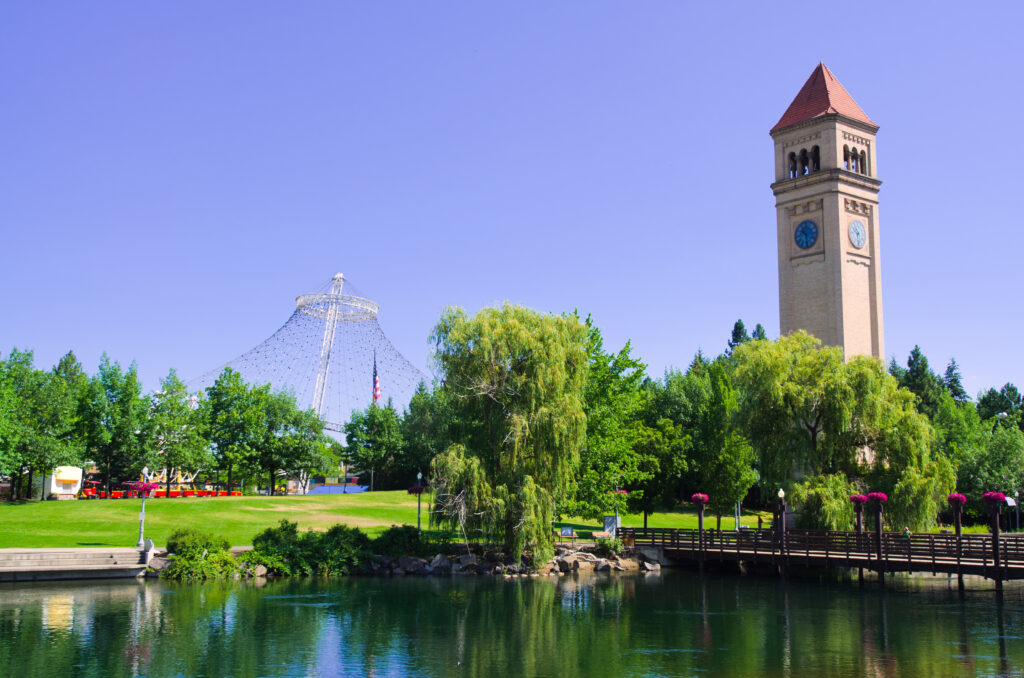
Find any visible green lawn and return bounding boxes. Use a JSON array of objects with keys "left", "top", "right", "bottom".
[
  {"left": 0, "top": 492, "right": 773, "bottom": 548},
  {"left": 9, "top": 493, "right": 987, "bottom": 548}
]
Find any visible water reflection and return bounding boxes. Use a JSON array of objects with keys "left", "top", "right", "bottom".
[{"left": 1, "top": 573, "right": 1022, "bottom": 677}]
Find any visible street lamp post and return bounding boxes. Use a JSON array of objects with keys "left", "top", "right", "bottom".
[
  {"left": 1016, "top": 491, "right": 1020, "bottom": 532},
  {"left": 137, "top": 493, "right": 147, "bottom": 548},
  {"left": 416, "top": 471, "right": 423, "bottom": 533},
  {"left": 777, "top": 488, "right": 786, "bottom": 559},
  {"left": 131, "top": 482, "right": 158, "bottom": 548}
]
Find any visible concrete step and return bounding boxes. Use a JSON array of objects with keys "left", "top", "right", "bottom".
[
  {"left": 0, "top": 562, "right": 147, "bottom": 573},
  {"left": 0, "top": 549, "right": 145, "bottom": 569},
  {"left": 0, "top": 552, "right": 121, "bottom": 561},
  {"left": 0, "top": 558, "right": 143, "bottom": 569},
  {"left": 0, "top": 548, "right": 151, "bottom": 582}
]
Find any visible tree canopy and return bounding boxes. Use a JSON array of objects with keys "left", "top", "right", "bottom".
[{"left": 428, "top": 304, "right": 588, "bottom": 563}]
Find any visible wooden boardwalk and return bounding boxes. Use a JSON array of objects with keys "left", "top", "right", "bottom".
[{"left": 619, "top": 527, "right": 1024, "bottom": 584}]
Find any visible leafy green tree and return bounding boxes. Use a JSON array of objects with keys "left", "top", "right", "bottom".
[
  {"left": 203, "top": 368, "right": 267, "bottom": 492},
  {"left": 790, "top": 473, "right": 857, "bottom": 530},
  {"left": 930, "top": 390, "right": 985, "bottom": 475},
  {"left": 887, "top": 358, "right": 907, "bottom": 382},
  {"left": 280, "top": 407, "right": 337, "bottom": 493},
  {"left": 627, "top": 417, "right": 689, "bottom": 527},
  {"left": 954, "top": 425, "right": 1024, "bottom": 517},
  {"left": 151, "top": 370, "right": 210, "bottom": 495},
  {"left": 732, "top": 332, "right": 854, "bottom": 491},
  {"left": 256, "top": 392, "right": 335, "bottom": 494},
  {"left": 570, "top": 318, "right": 653, "bottom": 520},
  {"left": 943, "top": 359, "right": 969, "bottom": 404},
  {"left": 429, "top": 304, "right": 587, "bottom": 563},
  {"left": 1, "top": 351, "right": 89, "bottom": 499},
  {"left": 0, "top": 350, "right": 36, "bottom": 498},
  {"left": 0, "top": 361, "right": 19, "bottom": 484},
  {"left": 344, "top": 400, "right": 404, "bottom": 490},
  {"left": 687, "top": 349, "right": 709, "bottom": 375},
  {"left": 726, "top": 320, "right": 750, "bottom": 355},
  {"left": 895, "top": 346, "right": 946, "bottom": 419},
  {"left": 733, "top": 333, "right": 952, "bottom": 530},
  {"left": 692, "top": 362, "right": 757, "bottom": 529},
  {"left": 399, "top": 382, "right": 453, "bottom": 486},
  {"left": 977, "top": 383, "right": 1021, "bottom": 423},
  {"left": 751, "top": 324, "right": 768, "bottom": 341},
  {"left": 80, "top": 354, "right": 154, "bottom": 495}
]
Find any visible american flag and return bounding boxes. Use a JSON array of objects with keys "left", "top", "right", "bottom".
[{"left": 372, "top": 352, "right": 381, "bottom": 403}]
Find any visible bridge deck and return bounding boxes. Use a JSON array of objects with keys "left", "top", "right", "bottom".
[{"left": 618, "top": 527, "right": 1024, "bottom": 582}]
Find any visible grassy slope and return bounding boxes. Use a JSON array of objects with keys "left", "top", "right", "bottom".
[{"left": 0, "top": 492, "right": 774, "bottom": 548}]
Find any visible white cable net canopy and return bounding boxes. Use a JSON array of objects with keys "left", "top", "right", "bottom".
[{"left": 191, "top": 273, "right": 427, "bottom": 432}]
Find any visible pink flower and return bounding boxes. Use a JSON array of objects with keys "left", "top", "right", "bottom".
[
  {"left": 983, "top": 492, "right": 1006, "bottom": 504},
  {"left": 691, "top": 492, "right": 709, "bottom": 504},
  {"left": 946, "top": 493, "right": 967, "bottom": 505},
  {"left": 607, "top": 489, "right": 628, "bottom": 495},
  {"left": 867, "top": 492, "right": 888, "bottom": 503},
  {"left": 849, "top": 494, "right": 868, "bottom": 504}
]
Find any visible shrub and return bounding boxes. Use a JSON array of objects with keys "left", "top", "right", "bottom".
[
  {"left": 251, "top": 520, "right": 370, "bottom": 576},
  {"left": 318, "top": 524, "right": 371, "bottom": 575},
  {"left": 252, "top": 520, "right": 315, "bottom": 576},
  {"left": 594, "top": 537, "right": 623, "bottom": 558},
  {"left": 163, "top": 550, "right": 237, "bottom": 582},
  {"left": 161, "top": 530, "right": 235, "bottom": 582},
  {"left": 372, "top": 525, "right": 423, "bottom": 557},
  {"left": 166, "top": 528, "right": 231, "bottom": 559}
]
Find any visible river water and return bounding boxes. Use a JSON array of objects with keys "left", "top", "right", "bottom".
[{"left": 1, "top": 571, "right": 1021, "bottom": 677}]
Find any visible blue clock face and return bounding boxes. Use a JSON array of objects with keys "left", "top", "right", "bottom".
[
  {"left": 794, "top": 220, "right": 818, "bottom": 249},
  {"left": 849, "top": 220, "right": 867, "bottom": 249}
]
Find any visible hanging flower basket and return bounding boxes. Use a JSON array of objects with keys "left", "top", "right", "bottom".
[
  {"left": 946, "top": 493, "right": 967, "bottom": 506},
  {"left": 407, "top": 486, "right": 426, "bottom": 495},
  {"left": 607, "top": 489, "right": 628, "bottom": 496},
  {"left": 849, "top": 494, "right": 868, "bottom": 504},
  {"left": 691, "top": 493, "right": 709, "bottom": 504},
  {"left": 867, "top": 492, "right": 888, "bottom": 504},
  {"left": 983, "top": 491, "right": 1006, "bottom": 505},
  {"left": 128, "top": 482, "right": 160, "bottom": 497}
]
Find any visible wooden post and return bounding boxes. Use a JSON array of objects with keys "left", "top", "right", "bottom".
[
  {"left": 992, "top": 502, "right": 1003, "bottom": 592},
  {"left": 855, "top": 503, "right": 864, "bottom": 583},
  {"left": 954, "top": 502, "right": 963, "bottom": 591},
  {"left": 697, "top": 502, "right": 705, "bottom": 572},
  {"left": 874, "top": 501, "right": 885, "bottom": 585}
]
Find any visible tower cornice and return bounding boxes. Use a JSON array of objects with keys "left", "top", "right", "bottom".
[
  {"left": 770, "top": 113, "right": 879, "bottom": 138},
  {"left": 771, "top": 168, "right": 882, "bottom": 196}
]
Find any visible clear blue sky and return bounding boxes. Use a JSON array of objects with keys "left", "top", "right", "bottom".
[{"left": 2, "top": 2, "right": 1022, "bottom": 399}]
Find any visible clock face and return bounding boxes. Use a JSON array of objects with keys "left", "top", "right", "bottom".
[
  {"left": 794, "top": 220, "right": 818, "bottom": 249},
  {"left": 849, "top": 220, "right": 867, "bottom": 249}
]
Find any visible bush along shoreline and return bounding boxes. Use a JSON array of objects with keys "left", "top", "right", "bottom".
[{"left": 150, "top": 521, "right": 650, "bottom": 582}]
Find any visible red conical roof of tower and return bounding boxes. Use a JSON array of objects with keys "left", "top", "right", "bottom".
[{"left": 772, "top": 63, "right": 876, "bottom": 132}]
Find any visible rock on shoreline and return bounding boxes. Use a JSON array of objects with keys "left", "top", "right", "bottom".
[{"left": 150, "top": 545, "right": 655, "bottom": 579}]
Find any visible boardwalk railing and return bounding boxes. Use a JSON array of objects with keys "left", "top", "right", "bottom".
[{"left": 618, "top": 527, "right": 1024, "bottom": 583}]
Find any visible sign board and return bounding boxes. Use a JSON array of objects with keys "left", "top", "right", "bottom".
[
  {"left": 603, "top": 515, "right": 621, "bottom": 535},
  {"left": 559, "top": 527, "right": 574, "bottom": 537},
  {"left": 1007, "top": 498, "right": 1017, "bottom": 507}
]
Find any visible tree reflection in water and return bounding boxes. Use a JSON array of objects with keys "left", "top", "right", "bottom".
[{"left": 0, "top": 573, "right": 1021, "bottom": 677}]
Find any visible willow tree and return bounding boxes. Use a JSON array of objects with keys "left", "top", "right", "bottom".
[
  {"left": 733, "top": 331, "right": 953, "bottom": 530},
  {"left": 429, "top": 304, "right": 587, "bottom": 564}
]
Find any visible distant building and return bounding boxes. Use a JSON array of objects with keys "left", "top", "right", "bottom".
[{"left": 771, "top": 63, "right": 884, "bottom": 359}]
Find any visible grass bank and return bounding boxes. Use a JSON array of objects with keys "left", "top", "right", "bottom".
[{"left": 0, "top": 492, "right": 778, "bottom": 548}]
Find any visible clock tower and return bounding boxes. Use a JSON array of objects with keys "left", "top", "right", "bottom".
[{"left": 771, "top": 63, "right": 884, "bottom": 360}]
